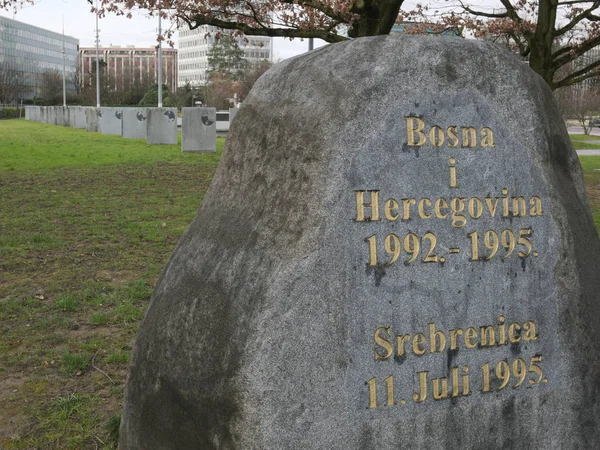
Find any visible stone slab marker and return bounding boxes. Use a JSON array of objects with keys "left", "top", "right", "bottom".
[
  {"left": 120, "top": 35, "right": 600, "bottom": 449},
  {"left": 100, "top": 107, "right": 123, "bottom": 135},
  {"left": 122, "top": 108, "right": 149, "bottom": 139},
  {"left": 229, "top": 107, "right": 239, "bottom": 124},
  {"left": 181, "top": 107, "right": 216, "bottom": 152},
  {"left": 146, "top": 107, "right": 178, "bottom": 145},
  {"left": 72, "top": 107, "right": 87, "bottom": 129},
  {"left": 85, "top": 108, "right": 100, "bottom": 132}
]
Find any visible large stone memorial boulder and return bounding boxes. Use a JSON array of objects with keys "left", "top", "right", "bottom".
[{"left": 120, "top": 35, "right": 600, "bottom": 449}]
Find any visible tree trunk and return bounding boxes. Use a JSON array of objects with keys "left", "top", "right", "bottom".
[
  {"left": 528, "top": 0, "right": 558, "bottom": 89},
  {"left": 348, "top": 0, "right": 405, "bottom": 38}
]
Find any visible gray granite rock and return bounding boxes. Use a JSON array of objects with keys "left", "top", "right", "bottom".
[
  {"left": 146, "top": 107, "right": 178, "bottom": 145},
  {"left": 120, "top": 35, "right": 600, "bottom": 449},
  {"left": 122, "top": 108, "right": 149, "bottom": 139},
  {"left": 181, "top": 107, "right": 216, "bottom": 152}
]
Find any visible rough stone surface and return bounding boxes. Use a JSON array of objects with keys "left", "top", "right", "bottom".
[
  {"left": 120, "top": 35, "right": 600, "bottom": 449},
  {"left": 146, "top": 107, "right": 178, "bottom": 145},
  {"left": 100, "top": 107, "right": 123, "bottom": 135},
  {"left": 86, "top": 108, "right": 100, "bottom": 132},
  {"left": 181, "top": 107, "right": 216, "bottom": 152},
  {"left": 121, "top": 108, "right": 149, "bottom": 139}
]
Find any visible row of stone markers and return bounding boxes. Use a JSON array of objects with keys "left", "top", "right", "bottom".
[{"left": 24, "top": 105, "right": 225, "bottom": 152}]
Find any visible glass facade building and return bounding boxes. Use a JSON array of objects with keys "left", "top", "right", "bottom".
[{"left": 0, "top": 16, "right": 79, "bottom": 101}]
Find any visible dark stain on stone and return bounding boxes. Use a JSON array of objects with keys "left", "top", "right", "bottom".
[
  {"left": 394, "top": 354, "right": 406, "bottom": 365},
  {"left": 511, "top": 341, "right": 521, "bottom": 355},
  {"left": 521, "top": 258, "right": 527, "bottom": 272},
  {"left": 366, "top": 263, "right": 386, "bottom": 286},
  {"left": 447, "top": 348, "right": 458, "bottom": 372}
]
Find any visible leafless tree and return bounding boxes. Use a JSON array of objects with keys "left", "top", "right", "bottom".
[
  {"left": 0, "top": 61, "right": 31, "bottom": 104},
  {"left": 558, "top": 87, "right": 600, "bottom": 135},
  {"left": 39, "top": 69, "right": 63, "bottom": 105}
]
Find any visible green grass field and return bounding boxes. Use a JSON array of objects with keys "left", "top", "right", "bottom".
[
  {"left": 0, "top": 121, "right": 223, "bottom": 449},
  {"left": 0, "top": 120, "right": 599, "bottom": 449},
  {"left": 569, "top": 133, "right": 600, "bottom": 150}
]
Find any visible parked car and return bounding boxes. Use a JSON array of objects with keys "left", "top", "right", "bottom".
[{"left": 590, "top": 118, "right": 600, "bottom": 128}]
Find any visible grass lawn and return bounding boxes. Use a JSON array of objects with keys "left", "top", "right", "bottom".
[
  {"left": 580, "top": 156, "right": 600, "bottom": 230},
  {"left": 569, "top": 133, "right": 600, "bottom": 141},
  {"left": 569, "top": 133, "right": 600, "bottom": 150},
  {"left": 0, "top": 120, "right": 223, "bottom": 449},
  {"left": 0, "top": 120, "right": 599, "bottom": 449}
]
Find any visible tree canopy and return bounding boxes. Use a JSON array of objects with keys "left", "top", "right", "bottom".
[
  {"left": 207, "top": 34, "right": 248, "bottom": 81},
  {"left": 423, "top": 0, "right": 600, "bottom": 90},
  {"left": 4, "top": 0, "right": 600, "bottom": 89}
]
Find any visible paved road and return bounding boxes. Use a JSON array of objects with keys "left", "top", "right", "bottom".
[{"left": 577, "top": 150, "right": 600, "bottom": 156}]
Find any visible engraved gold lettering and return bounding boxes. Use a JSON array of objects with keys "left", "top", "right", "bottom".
[
  {"left": 479, "top": 325, "right": 496, "bottom": 347},
  {"left": 462, "top": 366, "right": 470, "bottom": 396},
  {"left": 355, "top": 190, "right": 380, "bottom": 222},
  {"left": 447, "top": 126, "right": 459, "bottom": 147},
  {"left": 465, "top": 327, "right": 478, "bottom": 348},
  {"left": 418, "top": 198, "right": 432, "bottom": 219},
  {"left": 512, "top": 196, "right": 527, "bottom": 217},
  {"left": 374, "top": 327, "right": 393, "bottom": 360},
  {"left": 449, "top": 157, "right": 458, "bottom": 188},
  {"left": 480, "top": 127, "right": 495, "bottom": 147},
  {"left": 502, "top": 188, "right": 510, "bottom": 217},
  {"left": 413, "top": 371, "right": 428, "bottom": 402},
  {"left": 530, "top": 196, "right": 543, "bottom": 216},
  {"left": 498, "top": 315, "right": 507, "bottom": 345},
  {"left": 384, "top": 375, "right": 396, "bottom": 406},
  {"left": 429, "top": 322, "right": 446, "bottom": 353},
  {"left": 430, "top": 126, "right": 445, "bottom": 147},
  {"left": 402, "top": 198, "right": 416, "bottom": 221},
  {"left": 450, "top": 197, "right": 467, "bottom": 228},
  {"left": 468, "top": 197, "right": 483, "bottom": 219},
  {"left": 451, "top": 366, "right": 460, "bottom": 397},
  {"left": 384, "top": 198, "right": 400, "bottom": 221},
  {"left": 432, "top": 376, "right": 449, "bottom": 400},
  {"left": 406, "top": 117, "right": 426, "bottom": 146},
  {"left": 450, "top": 328, "right": 463, "bottom": 350},
  {"left": 523, "top": 321, "right": 538, "bottom": 341},
  {"left": 509, "top": 323, "right": 521, "bottom": 343},
  {"left": 434, "top": 198, "right": 449, "bottom": 219},
  {"left": 461, "top": 127, "right": 477, "bottom": 147},
  {"left": 368, "top": 378, "right": 377, "bottom": 408},
  {"left": 412, "top": 333, "right": 427, "bottom": 356},
  {"left": 396, "top": 334, "right": 410, "bottom": 357},
  {"left": 481, "top": 362, "right": 491, "bottom": 393},
  {"left": 485, "top": 197, "right": 499, "bottom": 217}
]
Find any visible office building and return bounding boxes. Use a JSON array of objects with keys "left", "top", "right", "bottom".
[
  {"left": 178, "top": 24, "right": 272, "bottom": 86},
  {"left": 79, "top": 45, "right": 178, "bottom": 93},
  {"left": 0, "top": 16, "right": 79, "bottom": 102}
]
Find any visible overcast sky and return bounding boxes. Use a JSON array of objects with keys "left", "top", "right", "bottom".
[{"left": 0, "top": 0, "right": 325, "bottom": 61}]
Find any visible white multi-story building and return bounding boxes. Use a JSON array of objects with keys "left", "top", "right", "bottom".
[{"left": 178, "top": 24, "right": 272, "bottom": 87}]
